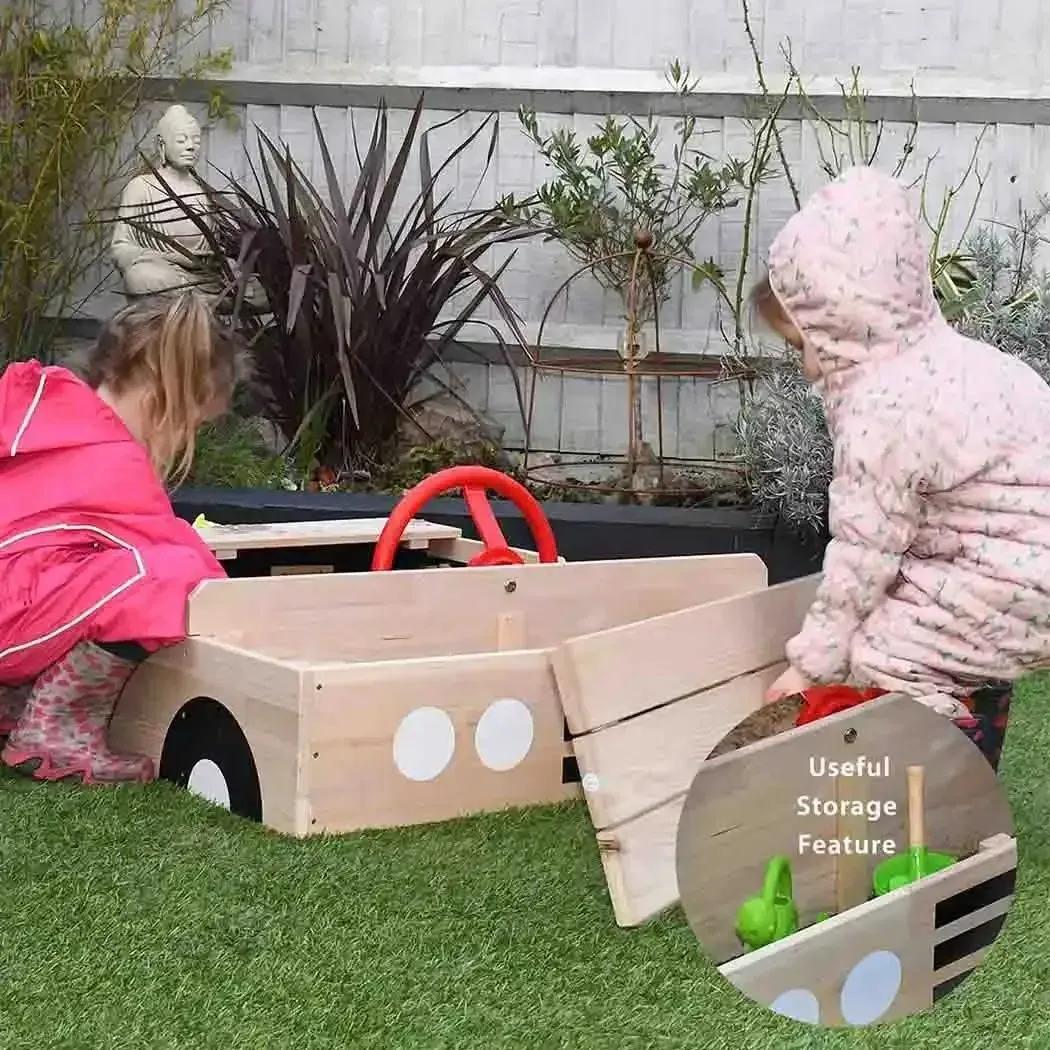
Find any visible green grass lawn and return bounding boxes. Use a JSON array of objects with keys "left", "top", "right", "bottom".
[{"left": 3, "top": 681, "right": 1050, "bottom": 1050}]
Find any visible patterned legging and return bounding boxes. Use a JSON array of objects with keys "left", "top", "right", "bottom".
[{"left": 953, "top": 683, "right": 1013, "bottom": 772}]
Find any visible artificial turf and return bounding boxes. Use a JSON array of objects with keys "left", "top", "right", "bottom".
[{"left": 3, "top": 680, "right": 1050, "bottom": 1050}]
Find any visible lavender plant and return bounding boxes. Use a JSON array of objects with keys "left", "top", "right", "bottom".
[
  {"left": 736, "top": 359, "right": 832, "bottom": 533},
  {"left": 955, "top": 201, "right": 1050, "bottom": 383}
]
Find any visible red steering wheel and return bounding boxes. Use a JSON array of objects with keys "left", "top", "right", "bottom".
[{"left": 372, "top": 465, "right": 560, "bottom": 570}]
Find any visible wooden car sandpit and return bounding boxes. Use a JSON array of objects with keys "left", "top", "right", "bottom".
[{"left": 108, "top": 467, "right": 1016, "bottom": 1024}]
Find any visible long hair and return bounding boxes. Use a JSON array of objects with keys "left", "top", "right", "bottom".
[{"left": 83, "top": 292, "right": 246, "bottom": 484}]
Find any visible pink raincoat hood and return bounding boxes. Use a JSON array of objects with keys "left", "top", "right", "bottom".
[{"left": 767, "top": 165, "right": 944, "bottom": 386}]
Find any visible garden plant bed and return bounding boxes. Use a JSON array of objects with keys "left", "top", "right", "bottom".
[{"left": 173, "top": 486, "right": 828, "bottom": 584}]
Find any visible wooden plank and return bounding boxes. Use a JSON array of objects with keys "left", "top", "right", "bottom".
[
  {"left": 835, "top": 774, "right": 872, "bottom": 913},
  {"left": 724, "top": 864, "right": 929, "bottom": 1024},
  {"left": 188, "top": 553, "right": 768, "bottom": 663},
  {"left": 599, "top": 694, "right": 1013, "bottom": 932},
  {"left": 595, "top": 795, "right": 684, "bottom": 927},
  {"left": 573, "top": 665, "right": 783, "bottom": 831},
  {"left": 427, "top": 536, "right": 556, "bottom": 565},
  {"left": 720, "top": 836, "right": 1016, "bottom": 1023},
  {"left": 198, "top": 517, "right": 462, "bottom": 556},
  {"left": 933, "top": 897, "right": 1012, "bottom": 945},
  {"left": 934, "top": 947, "right": 988, "bottom": 986},
  {"left": 553, "top": 574, "right": 819, "bottom": 735},
  {"left": 302, "top": 650, "right": 569, "bottom": 832},
  {"left": 674, "top": 694, "right": 1013, "bottom": 956}
]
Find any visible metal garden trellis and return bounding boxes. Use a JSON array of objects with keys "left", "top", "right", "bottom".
[{"left": 520, "top": 228, "right": 755, "bottom": 504}]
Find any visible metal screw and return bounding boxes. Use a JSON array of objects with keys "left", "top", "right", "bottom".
[
  {"left": 312, "top": 752, "right": 319, "bottom": 759},
  {"left": 844, "top": 728, "right": 858, "bottom": 744},
  {"left": 505, "top": 580, "right": 517, "bottom": 593}
]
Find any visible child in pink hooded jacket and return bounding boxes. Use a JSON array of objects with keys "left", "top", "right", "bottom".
[
  {"left": 0, "top": 293, "right": 232, "bottom": 784},
  {"left": 757, "top": 164, "right": 1050, "bottom": 771}
]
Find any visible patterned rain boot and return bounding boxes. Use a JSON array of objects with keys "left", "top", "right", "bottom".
[
  {"left": 1, "top": 642, "right": 155, "bottom": 784},
  {"left": 0, "top": 683, "right": 31, "bottom": 738}
]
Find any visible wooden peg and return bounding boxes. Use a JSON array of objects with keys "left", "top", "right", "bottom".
[{"left": 497, "top": 611, "right": 526, "bottom": 650}]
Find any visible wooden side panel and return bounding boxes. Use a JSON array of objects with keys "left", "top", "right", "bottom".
[
  {"left": 302, "top": 650, "right": 571, "bottom": 833},
  {"left": 595, "top": 796, "right": 685, "bottom": 927},
  {"left": 553, "top": 574, "right": 820, "bottom": 735},
  {"left": 720, "top": 835, "right": 1017, "bottom": 1024},
  {"left": 426, "top": 536, "right": 553, "bottom": 565},
  {"left": 110, "top": 638, "right": 306, "bottom": 835},
  {"left": 572, "top": 665, "right": 784, "bottom": 830},
  {"left": 200, "top": 516, "right": 461, "bottom": 559},
  {"left": 188, "top": 553, "right": 769, "bottom": 662},
  {"left": 549, "top": 575, "right": 819, "bottom": 928}
]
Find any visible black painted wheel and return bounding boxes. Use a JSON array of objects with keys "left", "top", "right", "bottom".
[{"left": 159, "top": 697, "right": 263, "bottom": 823}]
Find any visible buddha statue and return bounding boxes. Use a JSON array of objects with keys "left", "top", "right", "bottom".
[{"left": 110, "top": 104, "right": 223, "bottom": 298}]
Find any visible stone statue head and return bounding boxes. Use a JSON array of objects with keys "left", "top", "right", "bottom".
[{"left": 155, "top": 104, "right": 202, "bottom": 170}]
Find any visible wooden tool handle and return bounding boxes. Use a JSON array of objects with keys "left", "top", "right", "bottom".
[
  {"left": 906, "top": 765, "right": 926, "bottom": 850},
  {"left": 834, "top": 773, "right": 871, "bottom": 912}
]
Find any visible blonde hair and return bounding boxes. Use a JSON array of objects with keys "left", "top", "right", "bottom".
[{"left": 84, "top": 292, "right": 246, "bottom": 484}]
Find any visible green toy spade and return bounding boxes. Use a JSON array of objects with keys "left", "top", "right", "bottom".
[
  {"left": 735, "top": 855, "right": 800, "bottom": 952},
  {"left": 873, "top": 764, "right": 956, "bottom": 895}
]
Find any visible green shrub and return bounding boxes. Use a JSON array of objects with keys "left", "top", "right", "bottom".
[
  {"left": 956, "top": 201, "right": 1050, "bottom": 383},
  {"left": 517, "top": 61, "right": 746, "bottom": 326},
  {"left": 182, "top": 416, "right": 289, "bottom": 490},
  {"left": 737, "top": 362, "right": 832, "bottom": 533}
]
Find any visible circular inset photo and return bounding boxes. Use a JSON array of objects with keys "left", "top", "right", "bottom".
[{"left": 675, "top": 689, "right": 1016, "bottom": 1028}]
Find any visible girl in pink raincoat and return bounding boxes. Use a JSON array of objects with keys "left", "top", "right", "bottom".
[
  {"left": 0, "top": 292, "right": 235, "bottom": 784},
  {"left": 756, "top": 165, "right": 1050, "bottom": 770}
]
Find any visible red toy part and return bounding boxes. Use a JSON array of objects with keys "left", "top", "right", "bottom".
[
  {"left": 794, "top": 685, "right": 888, "bottom": 727},
  {"left": 371, "top": 465, "right": 560, "bottom": 571}
]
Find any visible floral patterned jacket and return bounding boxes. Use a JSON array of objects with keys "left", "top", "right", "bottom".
[{"left": 768, "top": 165, "right": 1050, "bottom": 712}]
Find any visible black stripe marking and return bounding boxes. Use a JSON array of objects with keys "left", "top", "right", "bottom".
[
  {"left": 934, "top": 868, "right": 1015, "bottom": 928},
  {"left": 562, "top": 755, "right": 581, "bottom": 784},
  {"left": 934, "top": 914, "right": 1008, "bottom": 971}
]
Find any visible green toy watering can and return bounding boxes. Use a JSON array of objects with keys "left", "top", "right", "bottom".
[{"left": 735, "top": 855, "right": 800, "bottom": 952}]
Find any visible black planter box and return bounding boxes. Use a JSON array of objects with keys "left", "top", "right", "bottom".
[{"left": 172, "top": 487, "right": 827, "bottom": 584}]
